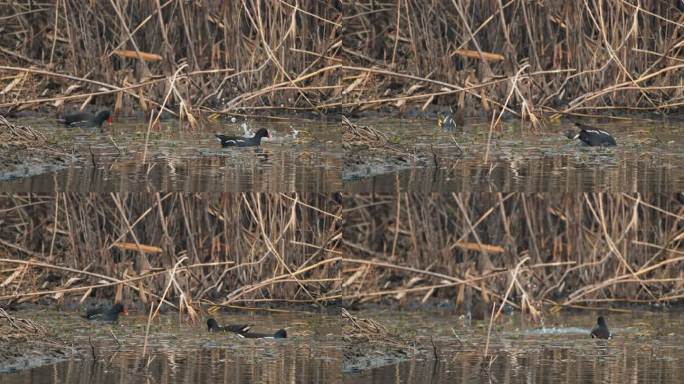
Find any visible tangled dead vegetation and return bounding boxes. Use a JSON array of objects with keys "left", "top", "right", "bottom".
[
  {"left": 342, "top": 308, "right": 422, "bottom": 372},
  {"left": 0, "top": 308, "right": 78, "bottom": 372},
  {"left": 0, "top": 116, "right": 75, "bottom": 180},
  {"left": 0, "top": 116, "right": 47, "bottom": 147},
  {"left": 342, "top": 116, "right": 408, "bottom": 154}
]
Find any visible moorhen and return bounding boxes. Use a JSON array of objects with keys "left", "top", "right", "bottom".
[
  {"left": 437, "top": 111, "right": 460, "bottom": 131},
  {"left": 238, "top": 329, "right": 287, "bottom": 339},
  {"left": 58, "top": 110, "right": 112, "bottom": 128},
  {"left": 565, "top": 123, "right": 617, "bottom": 147},
  {"left": 590, "top": 316, "right": 612, "bottom": 339},
  {"left": 215, "top": 128, "right": 270, "bottom": 147},
  {"left": 83, "top": 303, "right": 127, "bottom": 322},
  {"left": 207, "top": 318, "right": 251, "bottom": 334}
]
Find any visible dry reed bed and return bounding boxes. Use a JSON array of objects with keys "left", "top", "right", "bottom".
[
  {"left": 0, "top": 194, "right": 342, "bottom": 310},
  {"left": 1, "top": 1, "right": 683, "bottom": 121},
  {"left": 342, "top": 193, "right": 684, "bottom": 308}
]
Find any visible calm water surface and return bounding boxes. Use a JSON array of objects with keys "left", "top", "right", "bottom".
[
  {"left": 2, "top": 116, "right": 683, "bottom": 191},
  {"left": 1, "top": 117, "right": 341, "bottom": 192},
  {"left": 344, "top": 118, "right": 684, "bottom": 191},
  {"left": 344, "top": 309, "right": 684, "bottom": 384},
  {"left": 4, "top": 308, "right": 683, "bottom": 383},
  {"left": 2, "top": 309, "right": 341, "bottom": 384}
]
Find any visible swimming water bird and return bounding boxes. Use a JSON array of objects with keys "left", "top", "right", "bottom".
[
  {"left": 58, "top": 110, "right": 112, "bottom": 128},
  {"left": 590, "top": 316, "right": 612, "bottom": 339},
  {"left": 206, "top": 318, "right": 251, "bottom": 334},
  {"left": 215, "top": 128, "right": 270, "bottom": 147},
  {"left": 83, "top": 303, "right": 127, "bottom": 322},
  {"left": 238, "top": 329, "right": 287, "bottom": 339},
  {"left": 565, "top": 123, "right": 617, "bottom": 147},
  {"left": 437, "top": 111, "right": 459, "bottom": 131}
]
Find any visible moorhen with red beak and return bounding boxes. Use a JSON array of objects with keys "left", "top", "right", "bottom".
[
  {"left": 215, "top": 128, "right": 270, "bottom": 147},
  {"left": 83, "top": 303, "right": 127, "bottom": 322},
  {"left": 58, "top": 110, "right": 112, "bottom": 128}
]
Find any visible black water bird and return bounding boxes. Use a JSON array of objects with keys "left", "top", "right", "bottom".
[
  {"left": 83, "top": 303, "right": 127, "bottom": 322},
  {"left": 238, "top": 329, "right": 287, "bottom": 339},
  {"left": 58, "top": 110, "right": 112, "bottom": 128},
  {"left": 215, "top": 128, "right": 271, "bottom": 147},
  {"left": 437, "top": 110, "right": 461, "bottom": 131},
  {"left": 590, "top": 316, "right": 612, "bottom": 339},
  {"left": 565, "top": 123, "right": 617, "bottom": 147},
  {"left": 207, "top": 318, "right": 251, "bottom": 334}
]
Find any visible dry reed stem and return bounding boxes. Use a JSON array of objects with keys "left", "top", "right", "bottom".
[
  {"left": 342, "top": 308, "right": 417, "bottom": 353},
  {"left": 0, "top": 258, "right": 244, "bottom": 308},
  {"left": 484, "top": 65, "right": 525, "bottom": 163},
  {"left": 143, "top": 64, "right": 187, "bottom": 163},
  {"left": 143, "top": 256, "right": 186, "bottom": 357}
]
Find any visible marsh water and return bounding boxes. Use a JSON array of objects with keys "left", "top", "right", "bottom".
[
  {"left": 344, "top": 118, "right": 684, "bottom": 192},
  {"left": 1, "top": 117, "right": 341, "bottom": 192},
  {"left": 345, "top": 309, "right": 684, "bottom": 384},
  {"left": 2, "top": 116, "right": 684, "bottom": 192},
  {"left": 3, "top": 308, "right": 684, "bottom": 383},
  {"left": 2, "top": 309, "right": 341, "bottom": 384}
]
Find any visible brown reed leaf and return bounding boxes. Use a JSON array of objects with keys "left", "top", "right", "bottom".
[{"left": 112, "top": 49, "right": 162, "bottom": 62}]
